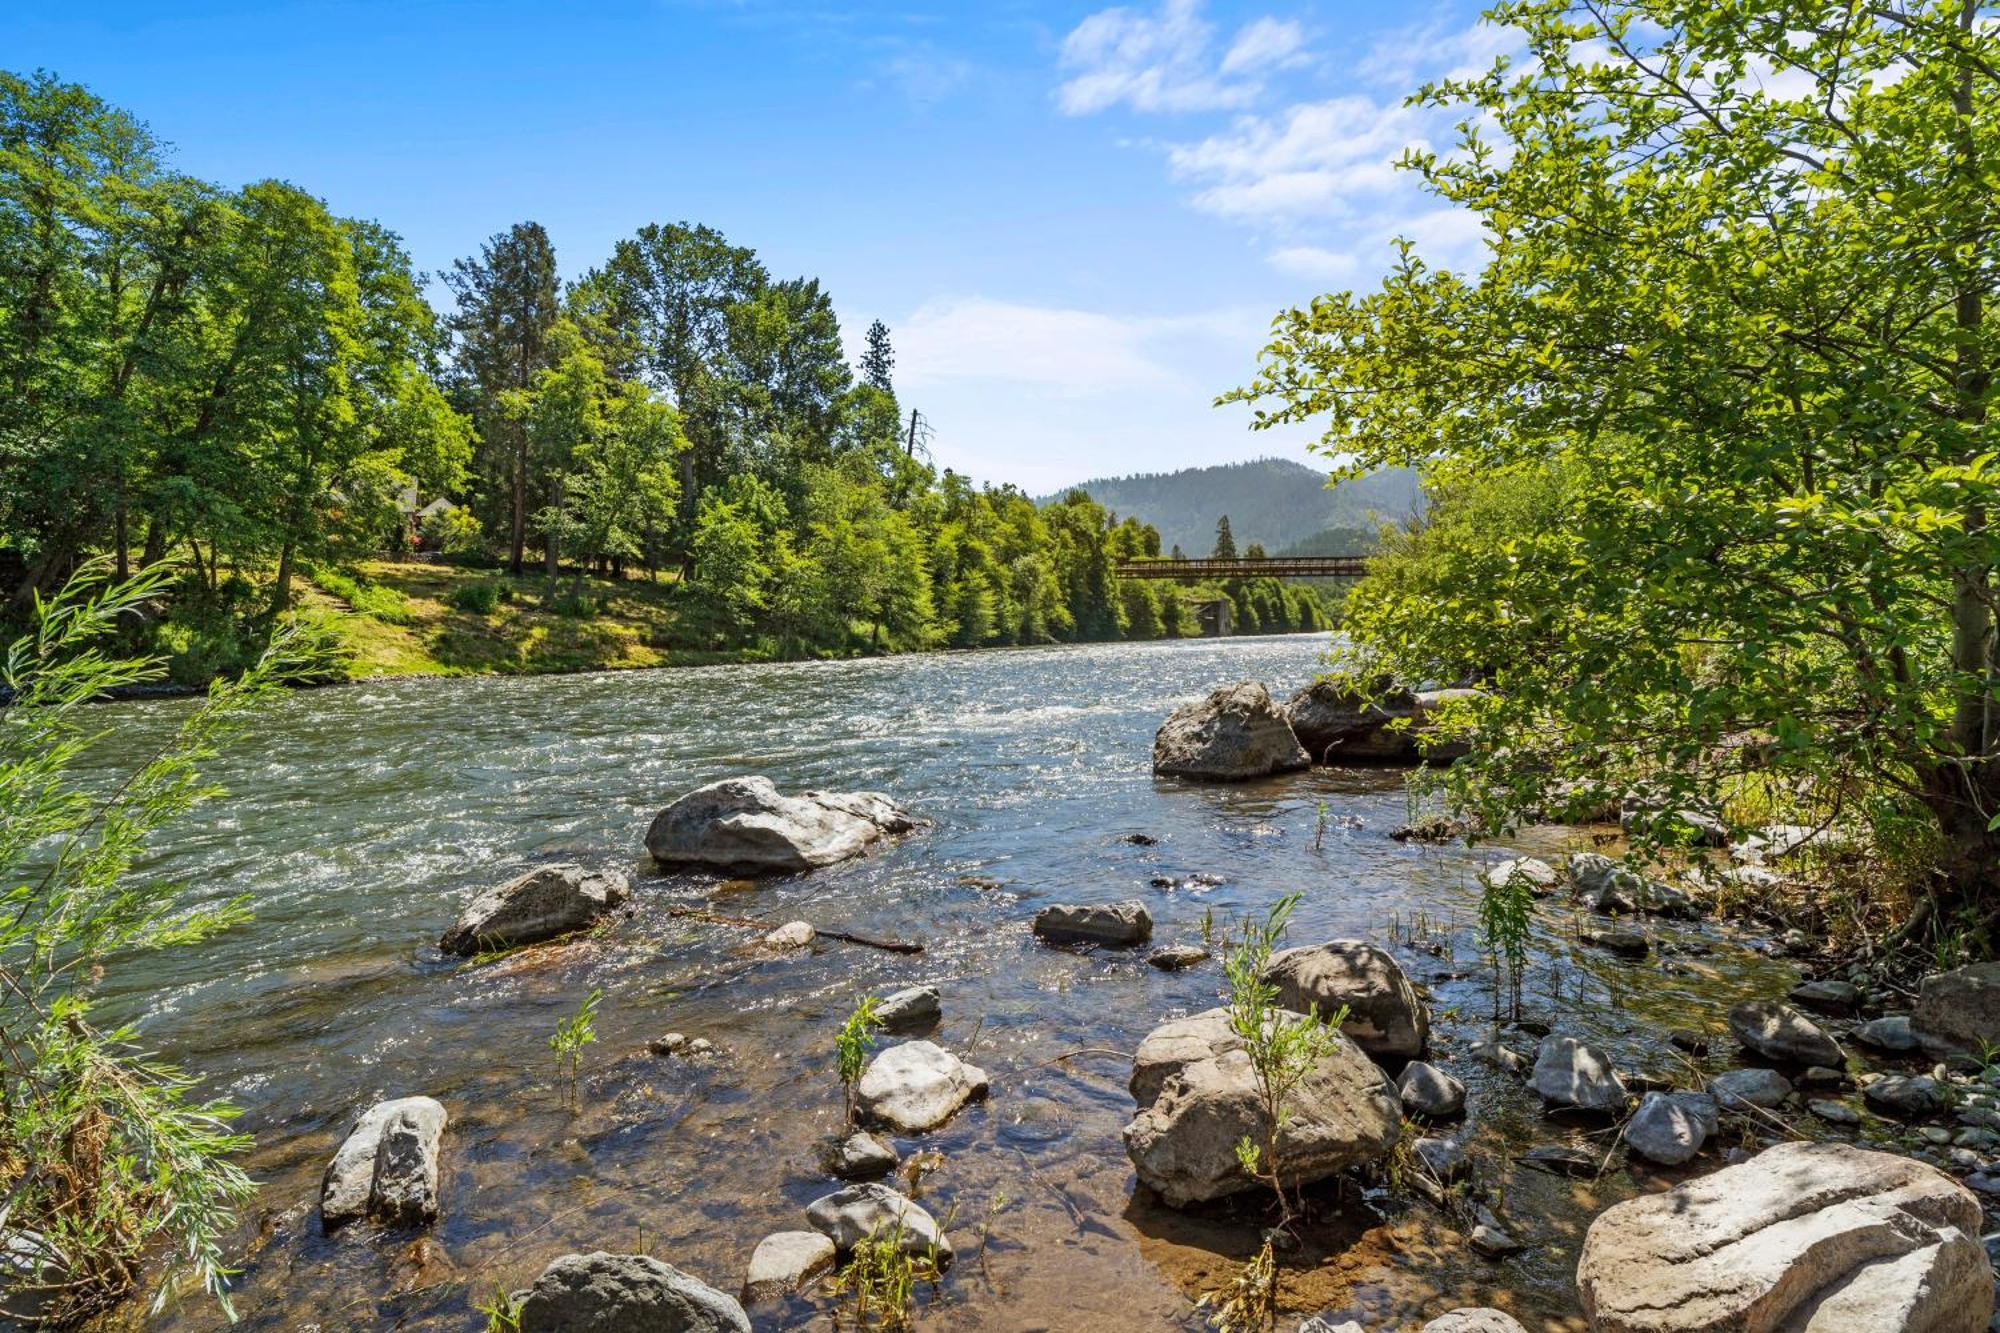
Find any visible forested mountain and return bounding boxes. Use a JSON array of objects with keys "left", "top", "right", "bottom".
[
  {"left": 0, "top": 69, "right": 1329, "bottom": 683},
  {"left": 1045, "top": 458, "right": 1421, "bottom": 557}
]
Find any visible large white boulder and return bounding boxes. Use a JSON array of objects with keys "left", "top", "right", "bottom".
[
  {"left": 1122, "top": 1007, "right": 1399, "bottom": 1207},
  {"left": 320, "top": 1096, "right": 447, "bottom": 1231},
  {"left": 853, "top": 1041, "right": 988, "bottom": 1133},
  {"left": 516, "top": 1251, "right": 750, "bottom": 1332},
  {"left": 1153, "top": 682, "right": 1310, "bottom": 781},
  {"left": 645, "top": 777, "right": 918, "bottom": 875},
  {"left": 1577, "top": 1141, "right": 1989, "bottom": 1333},
  {"left": 1528, "top": 1035, "right": 1628, "bottom": 1113},
  {"left": 805, "top": 1183, "right": 952, "bottom": 1260}
]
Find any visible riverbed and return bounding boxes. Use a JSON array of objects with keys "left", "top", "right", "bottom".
[{"left": 89, "top": 633, "right": 1803, "bottom": 1331}]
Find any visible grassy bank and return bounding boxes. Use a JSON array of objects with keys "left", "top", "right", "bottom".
[{"left": 301, "top": 560, "right": 762, "bottom": 681}]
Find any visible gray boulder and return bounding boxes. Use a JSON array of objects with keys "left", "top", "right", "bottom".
[
  {"left": 822, "top": 1132, "right": 899, "bottom": 1180},
  {"left": 1285, "top": 678, "right": 1419, "bottom": 762},
  {"left": 1153, "top": 681, "right": 1310, "bottom": 781},
  {"left": 321, "top": 1096, "right": 447, "bottom": 1231},
  {"left": 1577, "top": 1141, "right": 1988, "bottom": 1333},
  {"left": 1259, "top": 939, "right": 1428, "bottom": 1060},
  {"left": 517, "top": 1251, "right": 749, "bottom": 1333},
  {"left": 644, "top": 777, "right": 918, "bottom": 875},
  {"left": 1707, "top": 1067, "right": 1793, "bottom": 1111},
  {"left": 1398, "top": 1061, "right": 1466, "bottom": 1119},
  {"left": 1148, "top": 944, "right": 1210, "bottom": 971},
  {"left": 1528, "top": 1035, "right": 1628, "bottom": 1112},
  {"left": 1032, "top": 900, "right": 1152, "bottom": 946},
  {"left": 873, "top": 985, "right": 941, "bottom": 1030},
  {"left": 741, "top": 1231, "right": 834, "bottom": 1305},
  {"left": 853, "top": 1041, "right": 988, "bottom": 1133},
  {"left": 1623, "top": 1091, "right": 1716, "bottom": 1166},
  {"left": 1423, "top": 1312, "right": 1528, "bottom": 1333},
  {"left": 1728, "top": 1000, "right": 1845, "bottom": 1067},
  {"left": 1913, "top": 960, "right": 2000, "bottom": 1059},
  {"left": 1854, "top": 1015, "right": 1920, "bottom": 1052},
  {"left": 805, "top": 1183, "right": 951, "bottom": 1260},
  {"left": 1122, "top": 1006, "right": 1399, "bottom": 1207},
  {"left": 1480, "top": 856, "right": 1559, "bottom": 897},
  {"left": 1865, "top": 1075, "right": 1948, "bottom": 1119},
  {"left": 440, "top": 864, "right": 629, "bottom": 955},
  {"left": 1566, "top": 853, "right": 1697, "bottom": 918},
  {"left": 1788, "top": 977, "right": 1861, "bottom": 1013}
]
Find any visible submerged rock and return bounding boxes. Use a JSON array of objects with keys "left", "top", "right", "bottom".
[
  {"left": 805, "top": 1183, "right": 951, "bottom": 1260},
  {"left": 822, "top": 1132, "right": 899, "bottom": 1180},
  {"left": 1913, "top": 960, "right": 2000, "bottom": 1059},
  {"left": 873, "top": 985, "right": 941, "bottom": 1030},
  {"left": 1148, "top": 944, "right": 1210, "bottom": 971},
  {"left": 1423, "top": 1312, "right": 1528, "bottom": 1333},
  {"left": 1728, "top": 1000, "right": 1845, "bottom": 1067},
  {"left": 761, "top": 920, "right": 814, "bottom": 950},
  {"left": 741, "top": 1231, "right": 834, "bottom": 1305},
  {"left": 1576, "top": 1141, "right": 1987, "bottom": 1333},
  {"left": 1528, "top": 1036, "right": 1628, "bottom": 1113},
  {"left": 439, "top": 864, "right": 629, "bottom": 955},
  {"left": 321, "top": 1096, "right": 447, "bottom": 1232},
  {"left": 1032, "top": 900, "right": 1152, "bottom": 946},
  {"left": 644, "top": 777, "right": 919, "bottom": 875},
  {"left": 1259, "top": 939, "right": 1428, "bottom": 1060},
  {"left": 517, "top": 1251, "right": 749, "bottom": 1333},
  {"left": 1152, "top": 681, "right": 1310, "bottom": 781},
  {"left": 854, "top": 1041, "right": 988, "bottom": 1133},
  {"left": 1122, "top": 1006, "right": 1399, "bottom": 1207}
]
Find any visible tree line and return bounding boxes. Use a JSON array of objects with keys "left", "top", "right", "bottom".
[{"left": 0, "top": 69, "right": 1326, "bottom": 669}]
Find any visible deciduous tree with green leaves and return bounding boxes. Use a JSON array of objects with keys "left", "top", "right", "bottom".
[{"left": 1234, "top": 0, "right": 2000, "bottom": 935}]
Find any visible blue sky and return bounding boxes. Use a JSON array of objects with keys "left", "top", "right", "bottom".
[{"left": 3, "top": 0, "right": 1504, "bottom": 492}]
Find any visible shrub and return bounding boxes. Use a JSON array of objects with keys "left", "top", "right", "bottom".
[
  {"left": 310, "top": 568, "right": 416, "bottom": 624},
  {"left": 448, "top": 580, "right": 504, "bottom": 615},
  {"left": 419, "top": 504, "right": 485, "bottom": 556},
  {"left": 547, "top": 592, "right": 598, "bottom": 619}
]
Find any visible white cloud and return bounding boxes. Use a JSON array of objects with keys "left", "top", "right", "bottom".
[
  {"left": 891, "top": 297, "right": 1259, "bottom": 396},
  {"left": 1358, "top": 15, "right": 1522, "bottom": 89},
  {"left": 1168, "top": 95, "right": 1425, "bottom": 222},
  {"left": 1056, "top": 0, "right": 1311, "bottom": 116},
  {"left": 1268, "top": 244, "right": 1357, "bottom": 281}
]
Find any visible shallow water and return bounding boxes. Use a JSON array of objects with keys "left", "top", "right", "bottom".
[{"left": 84, "top": 634, "right": 1803, "bottom": 1331}]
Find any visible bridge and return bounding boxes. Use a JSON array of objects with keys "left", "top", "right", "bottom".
[{"left": 1114, "top": 555, "right": 1368, "bottom": 581}]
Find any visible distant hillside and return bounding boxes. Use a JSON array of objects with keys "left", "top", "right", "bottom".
[{"left": 1044, "top": 458, "right": 1422, "bottom": 557}]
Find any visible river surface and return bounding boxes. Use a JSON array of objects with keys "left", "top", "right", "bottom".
[{"left": 86, "top": 633, "right": 1804, "bottom": 1331}]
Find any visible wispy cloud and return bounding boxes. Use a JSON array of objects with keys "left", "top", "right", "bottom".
[
  {"left": 1055, "top": 0, "right": 1310, "bottom": 116},
  {"left": 1267, "top": 244, "right": 1357, "bottom": 281},
  {"left": 1168, "top": 95, "right": 1425, "bottom": 223},
  {"left": 892, "top": 296, "right": 1261, "bottom": 395}
]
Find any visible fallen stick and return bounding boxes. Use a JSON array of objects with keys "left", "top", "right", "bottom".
[{"left": 666, "top": 905, "right": 923, "bottom": 954}]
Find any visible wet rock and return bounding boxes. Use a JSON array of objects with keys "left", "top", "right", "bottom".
[
  {"left": 1913, "top": 960, "right": 2000, "bottom": 1060},
  {"left": 321, "top": 1096, "right": 447, "bottom": 1232},
  {"left": 1865, "top": 1075, "right": 1948, "bottom": 1119},
  {"left": 439, "top": 864, "right": 629, "bottom": 955},
  {"left": 1032, "top": 900, "right": 1152, "bottom": 946},
  {"left": 517, "top": 1251, "right": 749, "bottom": 1332},
  {"left": 1708, "top": 1067, "right": 1793, "bottom": 1111},
  {"left": 1153, "top": 681, "right": 1310, "bottom": 781},
  {"left": 649, "top": 1033, "right": 689, "bottom": 1057},
  {"left": 1422, "top": 1312, "right": 1528, "bottom": 1333},
  {"left": 854, "top": 1041, "right": 988, "bottom": 1133},
  {"left": 1123, "top": 832, "right": 1159, "bottom": 846},
  {"left": 1414, "top": 1135, "right": 1468, "bottom": 1182},
  {"left": 873, "top": 986, "right": 941, "bottom": 1030},
  {"left": 1398, "top": 1061, "right": 1466, "bottom": 1119},
  {"left": 644, "top": 776, "right": 919, "bottom": 875},
  {"left": 1799, "top": 1064, "right": 1848, "bottom": 1088},
  {"left": 1148, "top": 944, "right": 1210, "bottom": 971},
  {"left": 1788, "top": 977, "right": 1861, "bottom": 1013},
  {"left": 1669, "top": 1029, "right": 1712, "bottom": 1055},
  {"left": 1260, "top": 940, "right": 1428, "bottom": 1060},
  {"left": 1566, "top": 852, "right": 1696, "bottom": 918},
  {"left": 1122, "top": 1006, "right": 1400, "bottom": 1207},
  {"left": 1481, "top": 857, "right": 1559, "bottom": 897},
  {"left": 1576, "top": 1141, "right": 1987, "bottom": 1333},
  {"left": 805, "top": 1183, "right": 951, "bottom": 1260},
  {"left": 1727, "top": 1000, "right": 1845, "bottom": 1067},
  {"left": 1284, "top": 677, "right": 1418, "bottom": 762},
  {"left": 741, "top": 1231, "right": 835, "bottom": 1305},
  {"left": 1623, "top": 1091, "right": 1716, "bottom": 1166},
  {"left": 1469, "top": 1206, "right": 1524, "bottom": 1257},
  {"left": 1518, "top": 1144, "right": 1598, "bottom": 1177},
  {"left": 1298, "top": 1319, "right": 1368, "bottom": 1333},
  {"left": 1810, "top": 1099, "right": 1861, "bottom": 1125},
  {"left": 761, "top": 920, "right": 814, "bottom": 950},
  {"left": 1528, "top": 1035, "right": 1629, "bottom": 1113},
  {"left": 822, "top": 1132, "right": 899, "bottom": 1180},
  {"left": 1854, "top": 1015, "right": 1921, "bottom": 1052},
  {"left": 1581, "top": 928, "right": 1649, "bottom": 959},
  {"left": 1470, "top": 1038, "right": 1528, "bottom": 1075}
]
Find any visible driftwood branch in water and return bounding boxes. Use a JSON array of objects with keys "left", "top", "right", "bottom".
[{"left": 667, "top": 905, "right": 924, "bottom": 954}]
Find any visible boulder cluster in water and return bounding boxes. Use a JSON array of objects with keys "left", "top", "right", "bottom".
[{"left": 294, "top": 686, "right": 2000, "bottom": 1331}]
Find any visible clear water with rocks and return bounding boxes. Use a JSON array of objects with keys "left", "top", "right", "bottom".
[{"left": 86, "top": 633, "right": 1820, "bottom": 1331}]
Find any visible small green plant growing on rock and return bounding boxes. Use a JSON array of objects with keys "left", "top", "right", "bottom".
[
  {"left": 550, "top": 987, "right": 601, "bottom": 1108},
  {"left": 477, "top": 1286, "right": 524, "bottom": 1332},
  {"left": 1222, "top": 893, "right": 1348, "bottom": 1230},
  {"left": 827, "top": 1216, "right": 941, "bottom": 1331},
  {"left": 1194, "top": 1234, "right": 1277, "bottom": 1332},
  {"left": 1478, "top": 866, "right": 1534, "bottom": 1021},
  {"left": 837, "top": 996, "right": 885, "bottom": 1128}
]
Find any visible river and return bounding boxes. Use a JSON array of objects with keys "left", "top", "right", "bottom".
[{"left": 87, "top": 633, "right": 1798, "bottom": 1331}]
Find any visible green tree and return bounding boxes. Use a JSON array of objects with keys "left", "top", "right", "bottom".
[
  {"left": 1233, "top": 0, "right": 2000, "bottom": 924},
  {"left": 859, "top": 318, "right": 894, "bottom": 394},
  {"left": 1212, "top": 515, "right": 1237, "bottom": 560}
]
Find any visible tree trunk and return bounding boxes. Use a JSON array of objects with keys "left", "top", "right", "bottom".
[{"left": 509, "top": 428, "right": 527, "bottom": 576}]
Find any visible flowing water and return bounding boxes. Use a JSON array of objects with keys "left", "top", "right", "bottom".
[{"left": 83, "top": 633, "right": 1804, "bottom": 1331}]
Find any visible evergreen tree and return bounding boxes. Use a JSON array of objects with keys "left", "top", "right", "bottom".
[
  {"left": 1212, "top": 515, "right": 1237, "bottom": 560},
  {"left": 860, "top": 319, "right": 894, "bottom": 393}
]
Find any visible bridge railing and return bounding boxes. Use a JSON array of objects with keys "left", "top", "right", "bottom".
[{"left": 1114, "top": 555, "right": 1369, "bottom": 581}]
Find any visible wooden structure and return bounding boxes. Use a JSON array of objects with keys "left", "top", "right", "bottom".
[{"left": 1115, "top": 555, "right": 1368, "bottom": 581}]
